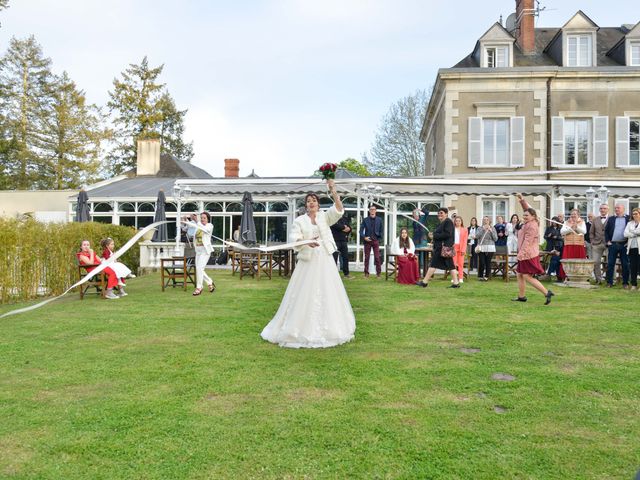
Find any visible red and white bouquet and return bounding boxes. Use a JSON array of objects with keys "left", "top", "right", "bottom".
[{"left": 318, "top": 162, "right": 338, "bottom": 180}]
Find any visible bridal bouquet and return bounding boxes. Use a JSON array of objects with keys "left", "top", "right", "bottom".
[{"left": 318, "top": 163, "right": 338, "bottom": 180}]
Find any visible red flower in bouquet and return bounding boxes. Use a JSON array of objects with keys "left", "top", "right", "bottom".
[{"left": 318, "top": 162, "right": 337, "bottom": 180}]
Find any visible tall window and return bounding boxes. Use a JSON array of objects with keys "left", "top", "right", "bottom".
[
  {"left": 617, "top": 117, "right": 640, "bottom": 168},
  {"left": 468, "top": 117, "right": 524, "bottom": 168},
  {"left": 485, "top": 46, "right": 508, "bottom": 67},
  {"left": 482, "top": 119, "right": 510, "bottom": 166},
  {"left": 564, "top": 118, "right": 592, "bottom": 165},
  {"left": 631, "top": 42, "right": 640, "bottom": 66},
  {"left": 567, "top": 35, "right": 592, "bottom": 66},
  {"left": 564, "top": 200, "right": 588, "bottom": 219},
  {"left": 631, "top": 119, "right": 640, "bottom": 166},
  {"left": 482, "top": 199, "right": 507, "bottom": 223}
]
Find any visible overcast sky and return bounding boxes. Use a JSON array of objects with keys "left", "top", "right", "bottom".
[{"left": 1, "top": 1, "right": 637, "bottom": 177}]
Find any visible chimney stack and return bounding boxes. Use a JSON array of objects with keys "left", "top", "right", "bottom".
[
  {"left": 515, "top": 0, "right": 535, "bottom": 55},
  {"left": 224, "top": 158, "right": 240, "bottom": 178},
  {"left": 136, "top": 139, "right": 161, "bottom": 176}
]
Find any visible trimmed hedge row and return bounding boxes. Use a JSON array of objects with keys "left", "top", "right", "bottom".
[{"left": 0, "top": 219, "right": 140, "bottom": 304}]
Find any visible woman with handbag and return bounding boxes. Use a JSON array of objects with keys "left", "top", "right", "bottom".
[
  {"left": 473, "top": 216, "right": 498, "bottom": 281},
  {"left": 416, "top": 207, "right": 459, "bottom": 288}
]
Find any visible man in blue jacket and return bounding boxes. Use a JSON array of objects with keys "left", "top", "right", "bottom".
[
  {"left": 604, "top": 203, "right": 630, "bottom": 288},
  {"left": 360, "top": 205, "right": 383, "bottom": 278}
]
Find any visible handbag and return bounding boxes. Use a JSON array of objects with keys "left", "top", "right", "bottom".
[{"left": 441, "top": 245, "right": 454, "bottom": 258}]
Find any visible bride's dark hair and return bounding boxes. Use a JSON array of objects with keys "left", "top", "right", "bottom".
[{"left": 304, "top": 193, "right": 319, "bottom": 205}]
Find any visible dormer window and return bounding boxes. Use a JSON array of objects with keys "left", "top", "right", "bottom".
[
  {"left": 484, "top": 46, "right": 508, "bottom": 67},
  {"left": 567, "top": 34, "right": 593, "bottom": 66},
  {"left": 631, "top": 42, "right": 640, "bottom": 66}
]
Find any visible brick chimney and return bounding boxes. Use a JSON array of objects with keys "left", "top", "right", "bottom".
[
  {"left": 515, "top": 0, "right": 535, "bottom": 55},
  {"left": 136, "top": 139, "right": 161, "bottom": 176},
  {"left": 224, "top": 158, "right": 240, "bottom": 178}
]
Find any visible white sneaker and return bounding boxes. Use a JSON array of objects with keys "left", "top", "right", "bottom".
[
  {"left": 119, "top": 289, "right": 128, "bottom": 297},
  {"left": 128, "top": 274, "right": 136, "bottom": 278},
  {"left": 105, "top": 291, "right": 119, "bottom": 299},
  {"left": 459, "top": 278, "right": 464, "bottom": 284}
]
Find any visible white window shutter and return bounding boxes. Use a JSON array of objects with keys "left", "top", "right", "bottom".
[
  {"left": 551, "top": 117, "right": 564, "bottom": 167},
  {"left": 616, "top": 116, "right": 630, "bottom": 167},
  {"left": 468, "top": 117, "right": 482, "bottom": 166},
  {"left": 593, "top": 116, "right": 608, "bottom": 167},
  {"left": 510, "top": 117, "right": 525, "bottom": 167}
]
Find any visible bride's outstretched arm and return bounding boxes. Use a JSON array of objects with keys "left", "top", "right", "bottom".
[{"left": 327, "top": 179, "right": 343, "bottom": 212}]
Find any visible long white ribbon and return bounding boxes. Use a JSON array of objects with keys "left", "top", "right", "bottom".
[{"left": 0, "top": 220, "right": 318, "bottom": 319}]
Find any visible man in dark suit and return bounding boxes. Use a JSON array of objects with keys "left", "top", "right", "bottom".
[
  {"left": 604, "top": 203, "right": 630, "bottom": 288},
  {"left": 331, "top": 212, "right": 352, "bottom": 278},
  {"left": 360, "top": 205, "right": 383, "bottom": 278}
]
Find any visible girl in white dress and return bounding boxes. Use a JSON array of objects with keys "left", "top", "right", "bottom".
[{"left": 261, "top": 179, "right": 356, "bottom": 348}]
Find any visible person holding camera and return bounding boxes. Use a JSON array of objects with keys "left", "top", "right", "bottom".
[{"left": 181, "top": 213, "right": 198, "bottom": 244}]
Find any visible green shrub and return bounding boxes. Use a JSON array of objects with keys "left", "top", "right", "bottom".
[{"left": 0, "top": 219, "right": 140, "bottom": 304}]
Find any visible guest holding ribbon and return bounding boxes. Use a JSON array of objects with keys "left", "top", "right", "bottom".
[
  {"left": 514, "top": 194, "right": 554, "bottom": 304},
  {"left": 187, "top": 211, "right": 216, "bottom": 296}
]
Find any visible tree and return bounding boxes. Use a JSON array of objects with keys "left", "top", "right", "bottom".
[
  {"left": 106, "top": 56, "right": 193, "bottom": 175},
  {"left": 157, "top": 92, "right": 193, "bottom": 161},
  {"left": 0, "top": 35, "right": 53, "bottom": 189},
  {"left": 37, "top": 72, "right": 109, "bottom": 189},
  {"left": 366, "top": 88, "right": 431, "bottom": 177},
  {"left": 338, "top": 157, "right": 371, "bottom": 176}
]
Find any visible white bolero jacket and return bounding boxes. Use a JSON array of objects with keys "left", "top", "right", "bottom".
[
  {"left": 390, "top": 237, "right": 415, "bottom": 255},
  {"left": 291, "top": 205, "right": 343, "bottom": 261}
]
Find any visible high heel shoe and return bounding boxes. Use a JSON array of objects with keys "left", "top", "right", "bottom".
[
  {"left": 192, "top": 288, "right": 202, "bottom": 296},
  {"left": 208, "top": 283, "right": 216, "bottom": 293},
  {"left": 511, "top": 296, "right": 527, "bottom": 302}
]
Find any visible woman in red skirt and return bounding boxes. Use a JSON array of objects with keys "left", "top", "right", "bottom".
[
  {"left": 557, "top": 209, "right": 587, "bottom": 281},
  {"left": 391, "top": 227, "right": 420, "bottom": 284},
  {"left": 514, "top": 195, "right": 554, "bottom": 305}
]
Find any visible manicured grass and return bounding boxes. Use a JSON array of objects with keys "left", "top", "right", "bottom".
[{"left": 1, "top": 271, "right": 639, "bottom": 479}]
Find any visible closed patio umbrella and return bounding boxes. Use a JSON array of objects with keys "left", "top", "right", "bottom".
[
  {"left": 152, "top": 190, "right": 168, "bottom": 242},
  {"left": 75, "top": 189, "right": 90, "bottom": 222},
  {"left": 240, "top": 192, "right": 257, "bottom": 245}
]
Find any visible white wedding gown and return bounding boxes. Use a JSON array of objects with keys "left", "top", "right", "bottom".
[{"left": 261, "top": 225, "right": 356, "bottom": 348}]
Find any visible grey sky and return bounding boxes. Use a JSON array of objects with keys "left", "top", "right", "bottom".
[{"left": 0, "top": 1, "right": 637, "bottom": 177}]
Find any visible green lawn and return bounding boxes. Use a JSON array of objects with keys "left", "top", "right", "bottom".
[{"left": 1, "top": 271, "right": 639, "bottom": 479}]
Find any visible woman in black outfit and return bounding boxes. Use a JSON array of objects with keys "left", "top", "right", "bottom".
[{"left": 416, "top": 207, "right": 459, "bottom": 288}]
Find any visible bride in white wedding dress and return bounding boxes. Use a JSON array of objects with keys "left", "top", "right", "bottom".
[{"left": 261, "top": 179, "right": 356, "bottom": 348}]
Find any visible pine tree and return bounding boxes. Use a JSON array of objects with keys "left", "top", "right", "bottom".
[
  {"left": 0, "top": 35, "right": 53, "bottom": 189},
  {"left": 106, "top": 56, "right": 193, "bottom": 175},
  {"left": 37, "top": 72, "right": 108, "bottom": 189},
  {"left": 157, "top": 92, "right": 193, "bottom": 161}
]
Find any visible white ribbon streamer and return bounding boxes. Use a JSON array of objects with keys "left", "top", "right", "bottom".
[{"left": 0, "top": 220, "right": 319, "bottom": 319}]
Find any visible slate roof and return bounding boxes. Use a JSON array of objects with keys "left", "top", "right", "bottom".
[{"left": 452, "top": 26, "right": 628, "bottom": 68}]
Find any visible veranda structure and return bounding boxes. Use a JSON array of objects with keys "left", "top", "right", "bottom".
[{"left": 71, "top": 174, "right": 639, "bottom": 269}]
